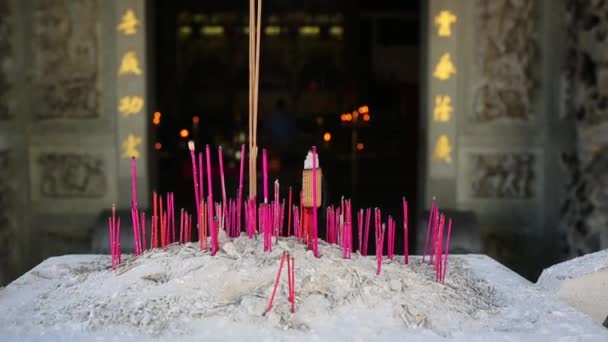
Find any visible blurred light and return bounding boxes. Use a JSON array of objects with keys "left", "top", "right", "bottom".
[
  {"left": 299, "top": 26, "right": 320, "bottom": 36},
  {"left": 235, "top": 150, "right": 242, "bottom": 160},
  {"left": 323, "top": 132, "right": 332, "bottom": 142},
  {"left": 192, "top": 115, "right": 200, "bottom": 124},
  {"left": 356, "top": 142, "right": 365, "bottom": 151},
  {"left": 344, "top": 113, "right": 353, "bottom": 122},
  {"left": 178, "top": 26, "right": 192, "bottom": 39},
  {"left": 179, "top": 129, "right": 189, "bottom": 138},
  {"left": 316, "top": 116, "right": 324, "bottom": 126},
  {"left": 201, "top": 25, "right": 224, "bottom": 36},
  {"left": 154, "top": 142, "right": 162, "bottom": 150},
  {"left": 352, "top": 110, "right": 359, "bottom": 120},
  {"left": 265, "top": 26, "right": 281, "bottom": 35},
  {"left": 363, "top": 113, "right": 371, "bottom": 122},
  {"left": 153, "top": 112, "right": 161, "bottom": 126},
  {"left": 359, "top": 105, "right": 369, "bottom": 114},
  {"left": 329, "top": 25, "right": 343, "bottom": 37}
]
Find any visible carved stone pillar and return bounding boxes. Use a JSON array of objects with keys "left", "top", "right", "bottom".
[{"left": 560, "top": 0, "right": 608, "bottom": 257}]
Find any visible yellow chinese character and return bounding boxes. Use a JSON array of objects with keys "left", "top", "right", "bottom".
[
  {"left": 117, "top": 9, "right": 139, "bottom": 35},
  {"left": 433, "top": 53, "right": 456, "bottom": 80},
  {"left": 435, "top": 10, "right": 457, "bottom": 37},
  {"left": 118, "top": 96, "right": 144, "bottom": 116},
  {"left": 433, "top": 96, "right": 453, "bottom": 122},
  {"left": 433, "top": 135, "right": 452, "bottom": 163},
  {"left": 118, "top": 51, "right": 142, "bottom": 76},
  {"left": 122, "top": 134, "right": 142, "bottom": 159}
]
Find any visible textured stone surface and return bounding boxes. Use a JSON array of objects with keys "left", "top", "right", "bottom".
[
  {"left": 469, "top": 152, "right": 536, "bottom": 199},
  {"left": 472, "top": 0, "right": 539, "bottom": 123},
  {"left": 36, "top": 152, "right": 107, "bottom": 198},
  {"left": 537, "top": 249, "right": 608, "bottom": 325},
  {"left": 31, "top": 0, "right": 99, "bottom": 120},
  {"left": 561, "top": 0, "right": 608, "bottom": 256},
  {"left": 1, "top": 239, "right": 607, "bottom": 341}
]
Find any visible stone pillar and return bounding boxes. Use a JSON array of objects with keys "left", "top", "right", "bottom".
[
  {"left": 560, "top": 0, "right": 608, "bottom": 257},
  {"left": 0, "top": 0, "right": 150, "bottom": 284},
  {"left": 424, "top": 0, "right": 567, "bottom": 277}
]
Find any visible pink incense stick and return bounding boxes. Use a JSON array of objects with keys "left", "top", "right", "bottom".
[
  {"left": 376, "top": 224, "right": 385, "bottom": 275},
  {"left": 290, "top": 256, "right": 296, "bottom": 313},
  {"left": 188, "top": 141, "right": 201, "bottom": 235},
  {"left": 141, "top": 212, "right": 147, "bottom": 252},
  {"left": 131, "top": 157, "right": 138, "bottom": 207},
  {"left": 363, "top": 208, "right": 371, "bottom": 256},
  {"left": 218, "top": 146, "right": 227, "bottom": 217},
  {"left": 237, "top": 144, "right": 245, "bottom": 233},
  {"left": 442, "top": 218, "right": 453, "bottom": 283},
  {"left": 422, "top": 198, "right": 436, "bottom": 263},
  {"left": 198, "top": 152, "right": 204, "bottom": 207},
  {"left": 403, "top": 198, "right": 409, "bottom": 264},
  {"left": 264, "top": 252, "right": 287, "bottom": 315},
  {"left": 108, "top": 217, "right": 114, "bottom": 268},
  {"left": 262, "top": 149, "right": 268, "bottom": 203},
  {"left": 430, "top": 207, "right": 439, "bottom": 264},
  {"left": 311, "top": 147, "right": 319, "bottom": 257},
  {"left": 287, "top": 187, "right": 292, "bottom": 237},
  {"left": 180, "top": 208, "right": 185, "bottom": 243},
  {"left": 117, "top": 217, "right": 121, "bottom": 264},
  {"left": 205, "top": 145, "right": 217, "bottom": 255}
]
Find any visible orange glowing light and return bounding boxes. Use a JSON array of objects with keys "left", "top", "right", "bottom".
[
  {"left": 154, "top": 142, "right": 162, "bottom": 150},
  {"left": 356, "top": 142, "right": 364, "bottom": 151},
  {"left": 179, "top": 129, "right": 189, "bottom": 138},
  {"left": 352, "top": 110, "right": 359, "bottom": 120},
  {"left": 153, "top": 117, "right": 160, "bottom": 125},
  {"left": 359, "top": 105, "right": 369, "bottom": 114},
  {"left": 344, "top": 113, "right": 353, "bottom": 122},
  {"left": 323, "top": 132, "right": 332, "bottom": 142},
  {"left": 363, "top": 113, "right": 371, "bottom": 122},
  {"left": 192, "top": 116, "right": 200, "bottom": 124}
]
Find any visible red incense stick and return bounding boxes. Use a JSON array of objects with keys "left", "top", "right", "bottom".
[
  {"left": 264, "top": 252, "right": 287, "bottom": 315},
  {"left": 311, "top": 147, "right": 319, "bottom": 257},
  {"left": 403, "top": 198, "right": 409, "bottom": 264},
  {"left": 442, "top": 218, "right": 453, "bottom": 283},
  {"left": 205, "top": 145, "right": 217, "bottom": 255},
  {"left": 262, "top": 149, "right": 268, "bottom": 203},
  {"left": 141, "top": 212, "right": 147, "bottom": 252},
  {"left": 188, "top": 142, "right": 201, "bottom": 235},
  {"left": 218, "top": 146, "right": 227, "bottom": 220},
  {"left": 422, "top": 198, "right": 436, "bottom": 263}
]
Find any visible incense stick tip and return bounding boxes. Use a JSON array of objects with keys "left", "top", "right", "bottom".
[{"left": 188, "top": 140, "right": 195, "bottom": 151}]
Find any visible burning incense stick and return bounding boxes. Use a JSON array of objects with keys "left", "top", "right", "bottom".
[{"left": 262, "top": 149, "right": 268, "bottom": 203}]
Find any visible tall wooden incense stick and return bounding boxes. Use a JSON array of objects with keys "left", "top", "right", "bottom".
[{"left": 248, "top": 0, "right": 262, "bottom": 200}]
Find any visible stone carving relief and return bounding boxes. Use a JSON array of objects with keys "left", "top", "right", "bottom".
[
  {"left": 469, "top": 152, "right": 535, "bottom": 199},
  {"left": 31, "top": 0, "right": 99, "bottom": 120},
  {"left": 560, "top": 1, "right": 608, "bottom": 257},
  {"left": 473, "top": 0, "right": 539, "bottom": 123},
  {"left": 0, "top": 149, "right": 16, "bottom": 285},
  {"left": 0, "top": 0, "right": 12, "bottom": 120},
  {"left": 564, "top": 0, "right": 608, "bottom": 125},
  {"left": 37, "top": 152, "right": 107, "bottom": 198}
]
